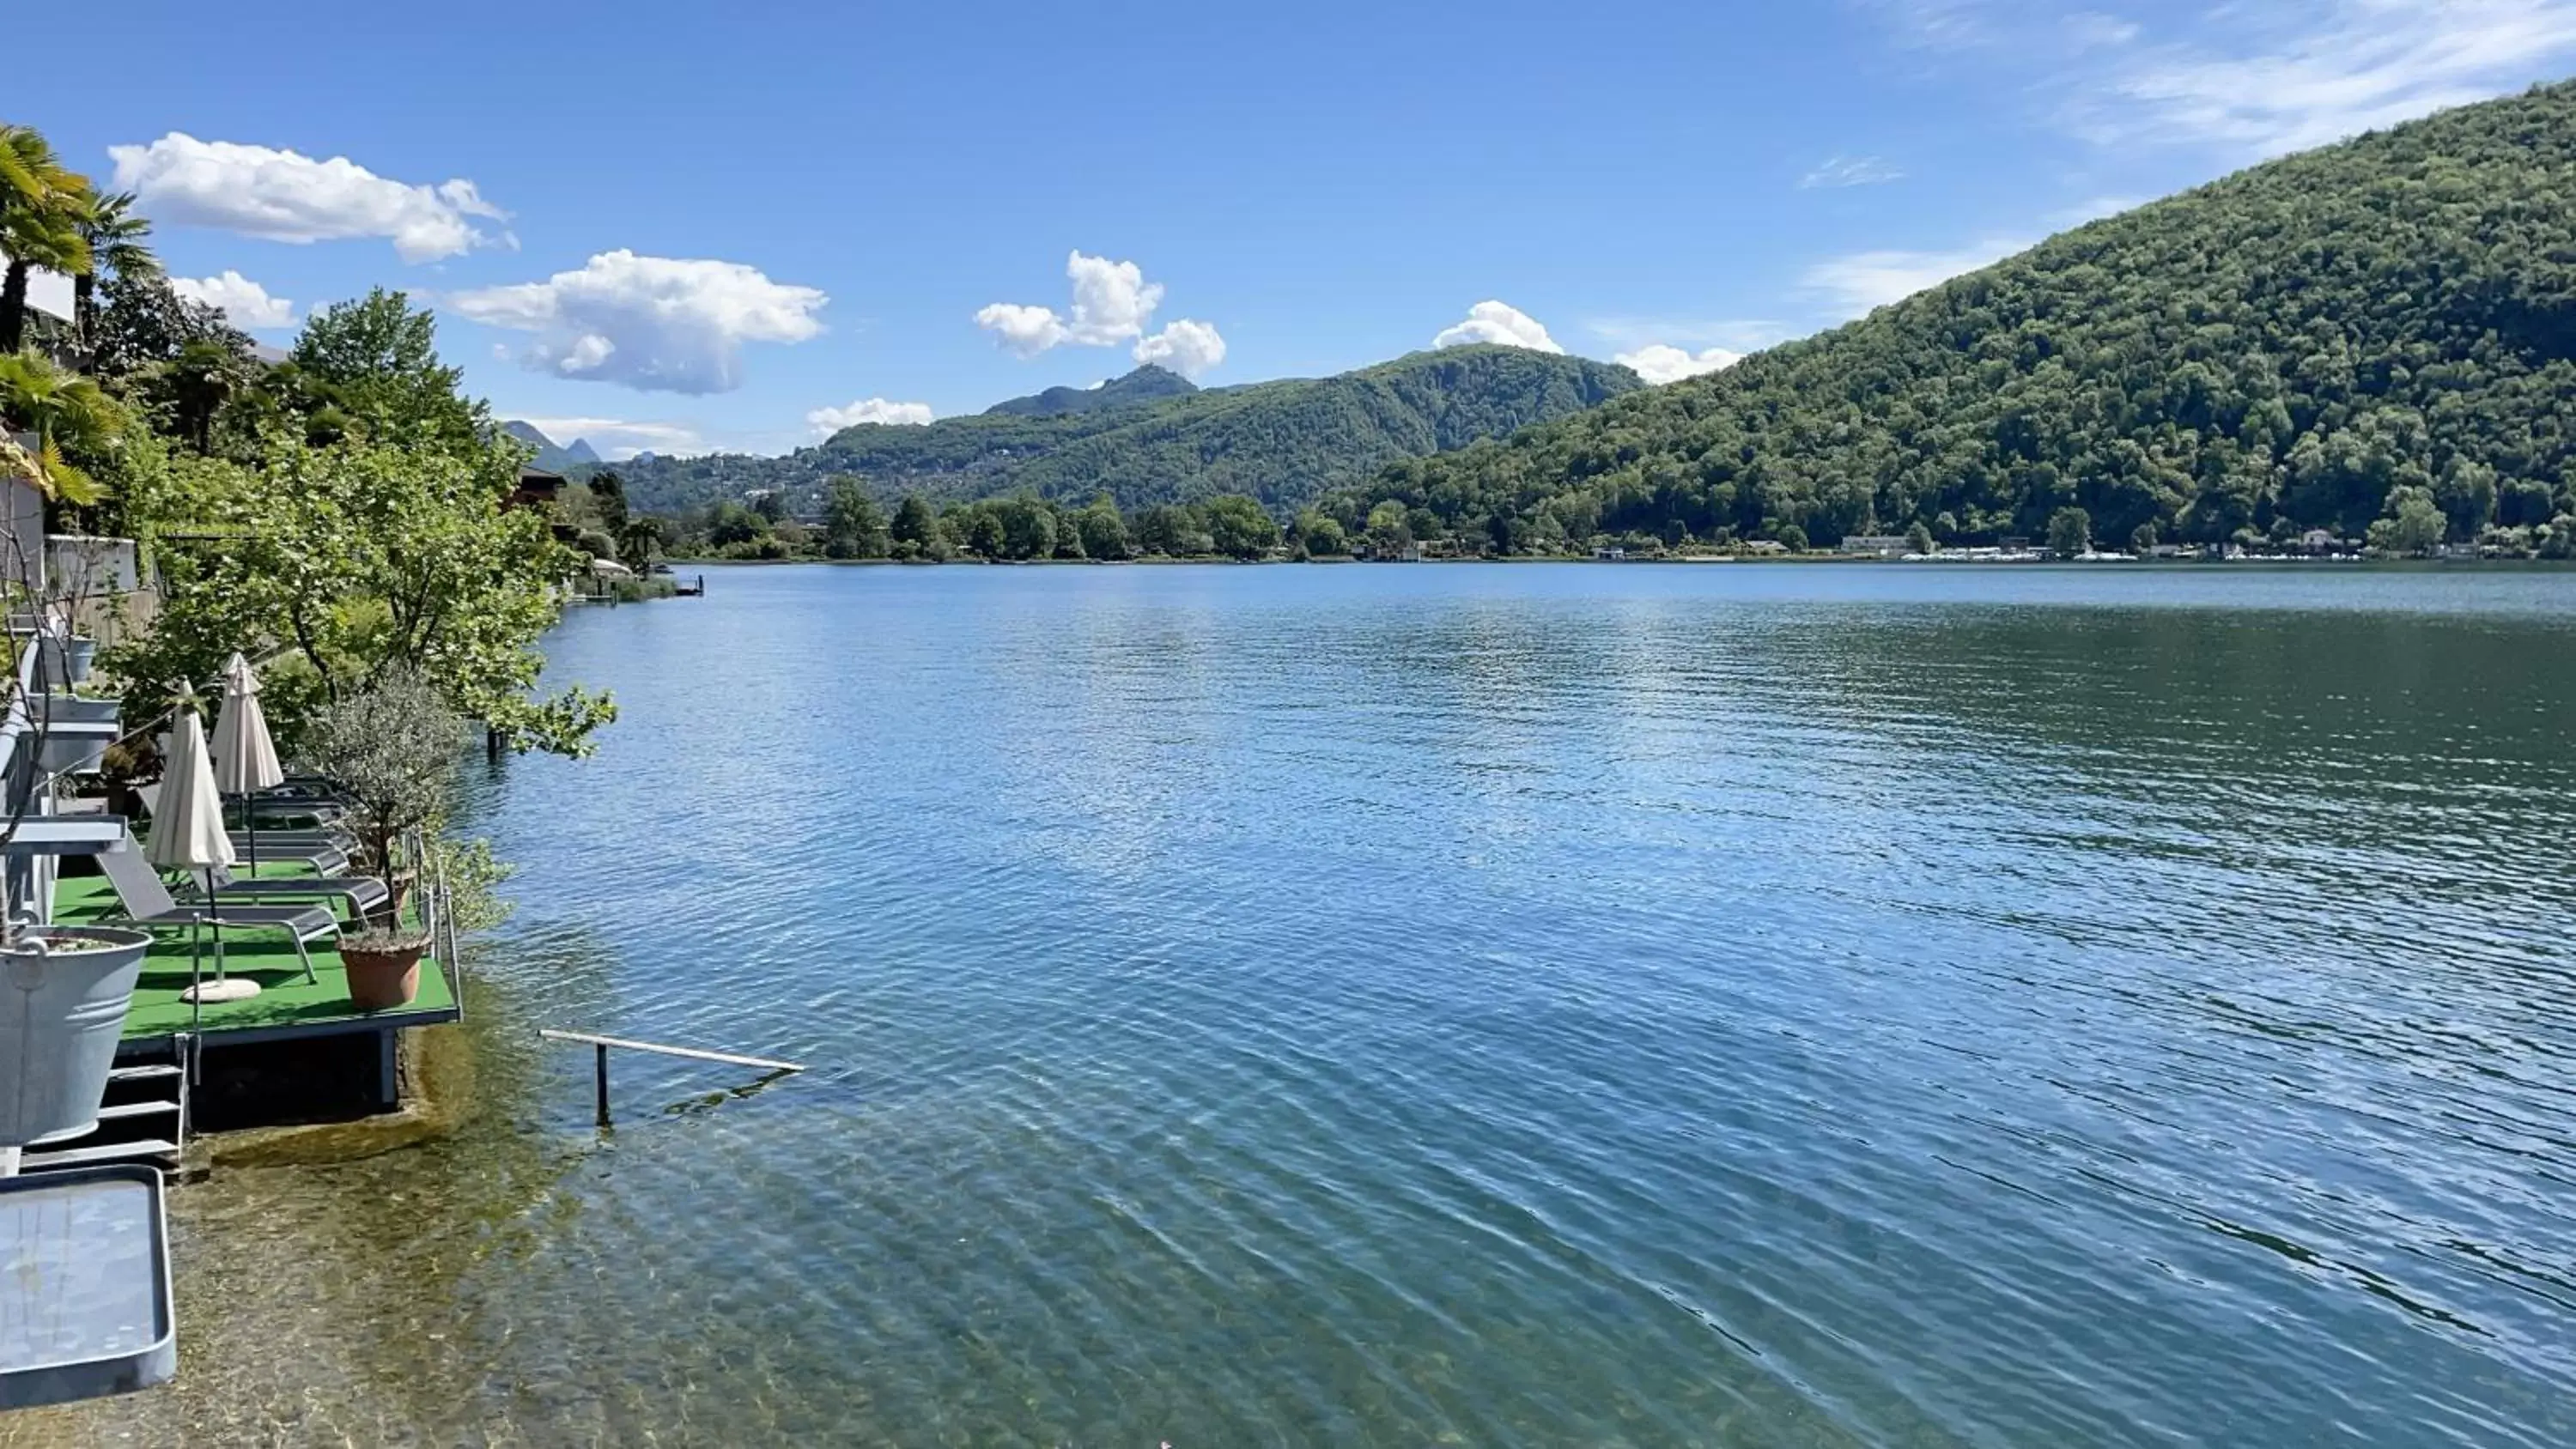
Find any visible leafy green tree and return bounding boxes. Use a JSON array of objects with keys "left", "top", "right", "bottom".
[
  {"left": 589, "top": 469, "right": 630, "bottom": 535},
  {"left": 1298, "top": 509, "right": 1348, "bottom": 556},
  {"left": 707, "top": 500, "right": 769, "bottom": 548},
  {"left": 1203, "top": 494, "right": 1280, "bottom": 559},
  {"left": 88, "top": 269, "right": 252, "bottom": 388},
  {"left": 890, "top": 494, "right": 939, "bottom": 547},
  {"left": 965, "top": 508, "right": 1005, "bottom": 557},
  {"left": 291, "top": 288, "right": 481, "bottom": 443},
  {"left": 991, "top": 494, "right": 1056, "bottom": 559},
  {"left": 2366, "top": 486, "right": 2447, "bottom": 555},
  {"left": 750, "top": 489, "right": 788, "bottom": 524},
  {"left": 1134, "top": 504, "right": 1206, "bottom": 556},
  {"left": 1077, "top": 499, "right": 1131, "bottom": 560},
  {"left": 1771, "top": 522, "right": 1810, "bottom": 554},
  {"left": 109, "top": 432, "right": 614, "bottom": 756},
  {"left": 2129, "top": 521, "right": 2159, "bottom": 555},
  {"left": 2048, "top": 506, "right": 2093, "bottom": 559},
  {"left": 1365, "top": 500, "right": 1411, "bottom": 553},
  {"left": 1905, "top": 520, "right": 1935, "bottom": 555},
  {"left": 823, "top": 476, "right": 890, "bottom": 558}
]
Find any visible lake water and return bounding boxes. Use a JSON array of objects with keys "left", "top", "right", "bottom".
[{"left": 15, "top": 561, "right": 2576, "bottom": 1446}]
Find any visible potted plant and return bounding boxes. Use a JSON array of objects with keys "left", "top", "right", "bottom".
[
  {"left": 304, "top": 670, "right": 462, "bottom": 1011},
  {"left": 0, "top": 440, "right": 151, "bottom": 1150}
]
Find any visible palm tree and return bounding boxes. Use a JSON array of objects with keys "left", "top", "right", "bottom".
[
  {"left": 0, "top": 349, "right": 122, "bottom": 504},
  {"left": 616, "top": 516, "right": 663, "bottom": 573},
  {"left": 162, "top": 338, "right": 243, "bottom": 454},
  {"left": 73, "top": 191, "right": 156, "bottom": 352},
  {"left": 0, "top": 126, "right": 92, "bottom": 353}
]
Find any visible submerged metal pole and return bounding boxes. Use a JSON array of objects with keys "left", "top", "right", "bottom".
[{"left": 595, "top": 1044, "right": 611, "bottom": 1126}]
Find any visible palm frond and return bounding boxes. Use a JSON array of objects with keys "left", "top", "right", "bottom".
[{"left": 35, "top": 436, "right": 104, "bottom": 506}]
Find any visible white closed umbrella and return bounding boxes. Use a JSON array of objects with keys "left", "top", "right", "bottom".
[
  {"left": 210, "top": 652, "right": 285, "bottom": 869},
  {"left": 150, "top": 688, "right": 248, "bottom": 1003}
]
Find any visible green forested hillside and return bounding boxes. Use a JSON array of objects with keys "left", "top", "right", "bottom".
[
  {"left": 984, "top": 364, "right": 1197, "bottom": 416},
  {"left": 1339, "top": 82, "right": 2576, "bottom": 556},
  {"left": 612, "top": 346, "right": 1638, "bottom": 516}
]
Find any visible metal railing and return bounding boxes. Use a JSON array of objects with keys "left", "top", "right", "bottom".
[{"left": 536, "top": 1029, "right": 803, "bottom": 1125}]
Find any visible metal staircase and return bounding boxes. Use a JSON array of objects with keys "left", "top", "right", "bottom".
[{"left": 16, "top": 1043, "right": 188, "bottom": 1174}]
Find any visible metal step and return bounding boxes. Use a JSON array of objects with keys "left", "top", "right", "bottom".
[
  {"left": 16, "top": 1138, "right": 179, "bottom": 1173},
  {"left": 108, "top": 1064, "right": 184, "bottom": 1084},
  {"left": 92, "top": 1100, "right": 180, "bottom": 1122}
]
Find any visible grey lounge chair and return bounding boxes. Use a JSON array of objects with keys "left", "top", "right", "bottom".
[
  {"left": 175, "top": 864, "right": 390, "bottom": 919},
  {"left": 95, "top": 844, "right": 338, "bottom": 984},
  {"left": 132, "top": 783, "right": 352, "bottom": 873}
]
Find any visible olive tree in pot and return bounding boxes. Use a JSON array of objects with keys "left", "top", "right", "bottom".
[
  {"left": 306, "top": 671, "right": 461, "bottom": 1012},
  {"left": 0, "top": 440, "right": 154, "bottom": 1154}
]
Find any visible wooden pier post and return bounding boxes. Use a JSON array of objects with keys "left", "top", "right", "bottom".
[{"left": 595, "top": 1043, "right": 611, "bottom": 1126}]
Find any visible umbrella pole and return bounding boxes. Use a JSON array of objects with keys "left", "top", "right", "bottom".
[{"left": 205, "top": 867, "right": 225, "bottom": 983}]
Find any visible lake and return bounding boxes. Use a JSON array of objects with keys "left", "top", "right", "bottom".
[{"left": 17, "top": 561, "right": 2576, "bottom": 1446}]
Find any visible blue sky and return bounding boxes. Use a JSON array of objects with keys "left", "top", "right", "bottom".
[{"left": 18, "top": 0, "right": 2576, "bottom": 457}]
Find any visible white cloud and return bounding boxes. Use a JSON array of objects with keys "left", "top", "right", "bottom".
[
  {"left": 1060, "top": 252, "right": 1163, "bottom": 344},
  {"left": 1432, "top": 300, "right": 1564, "bottom": 354},
  {"left": 1801, "top": 237, "right": 2027, "bottom": 318},
  {"left": 973, "top": 301, "right": 1070, "bottom": 358},
  {"left": 807, "top": 397, "right": 936, "bottom": 435},
  {"left": 977, "top": 250, "right": 1208, "bottom": 361},
  {"left": 169, "top": 270, "right": 295, "bottom": 329},
  {"left": 1133, "top": 318, "right": 1227, "bottom": 377},
  {"left": 2080, "top": 0, "right": 2576, "bottom": 156},
  {"left": 1614, "top": 344, "right": 1745, "bottom": 385},
  {"left": 514, "top": 416, "right": 703, "bottom": 462},
  {"left": 1799, "top": 155, "right": 1904, "bottom": 188},
  {"left": 1866, "top": 0, "right": 2576, "bottom": 159},
  {"left": 107, "top": 133, "right": 507, "bottom": 263},
  {"left": 449, "top": 250, "right": 828, "bottom": 395}
]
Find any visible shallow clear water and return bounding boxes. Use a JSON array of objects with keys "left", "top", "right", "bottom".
[{"left": 21, "top": 561, "right": 2576, "bottom": 1446}]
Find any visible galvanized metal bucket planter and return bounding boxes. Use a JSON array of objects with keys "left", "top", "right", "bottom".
[
  {"left": 37, "top": 634, "right": 97, "bottom": 689},
  {"left": 0, "top": 927, "right": 155, "bottom": 1147}
]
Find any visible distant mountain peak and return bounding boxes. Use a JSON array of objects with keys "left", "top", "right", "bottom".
[
  {"left": 984, "top": 364, "right": 1199, "bottom": 418},
  {"left": 501, "top": 419, "right": 601, "bottom": 473}
]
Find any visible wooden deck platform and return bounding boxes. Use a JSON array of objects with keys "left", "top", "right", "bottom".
[{"left": 51, "top": 867, "right": 458, "bottom": 1047}]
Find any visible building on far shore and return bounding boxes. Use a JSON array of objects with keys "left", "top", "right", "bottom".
[{"left": 1838, "top": 534, "right": 1911, "bottom": 557}]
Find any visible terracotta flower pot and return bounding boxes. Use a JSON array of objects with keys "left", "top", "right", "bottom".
[{"left": 340, "top": 936, "right": 428, "bottom": 1012}]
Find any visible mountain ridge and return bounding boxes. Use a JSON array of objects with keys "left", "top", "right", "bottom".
[
  {"left": 982, "top": 364, "right": 1198, "bottom": 417},
  {"left": 501, "top": 420, "right": 607, "bottom": 473},
  {"left": 612, "top": 344, "right": 1642, "bottom": 516},
  {"left": 1339, "top": 81, "right": 2576, "bottom": 557}
]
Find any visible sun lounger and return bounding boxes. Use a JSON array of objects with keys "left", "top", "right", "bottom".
[
  {"left": 94, "top": 844, "right": 339, "bottom": 984},
  {"left": 131, "top": 782, "right": 352, "bottom": 872},
  {"left": 173, "top": 864, "right": 391, "bottom": 920}
]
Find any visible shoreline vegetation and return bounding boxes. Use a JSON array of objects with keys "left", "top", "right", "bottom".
[{"left": 624, "top": 477, "right": 2553, "bottom": 568}]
